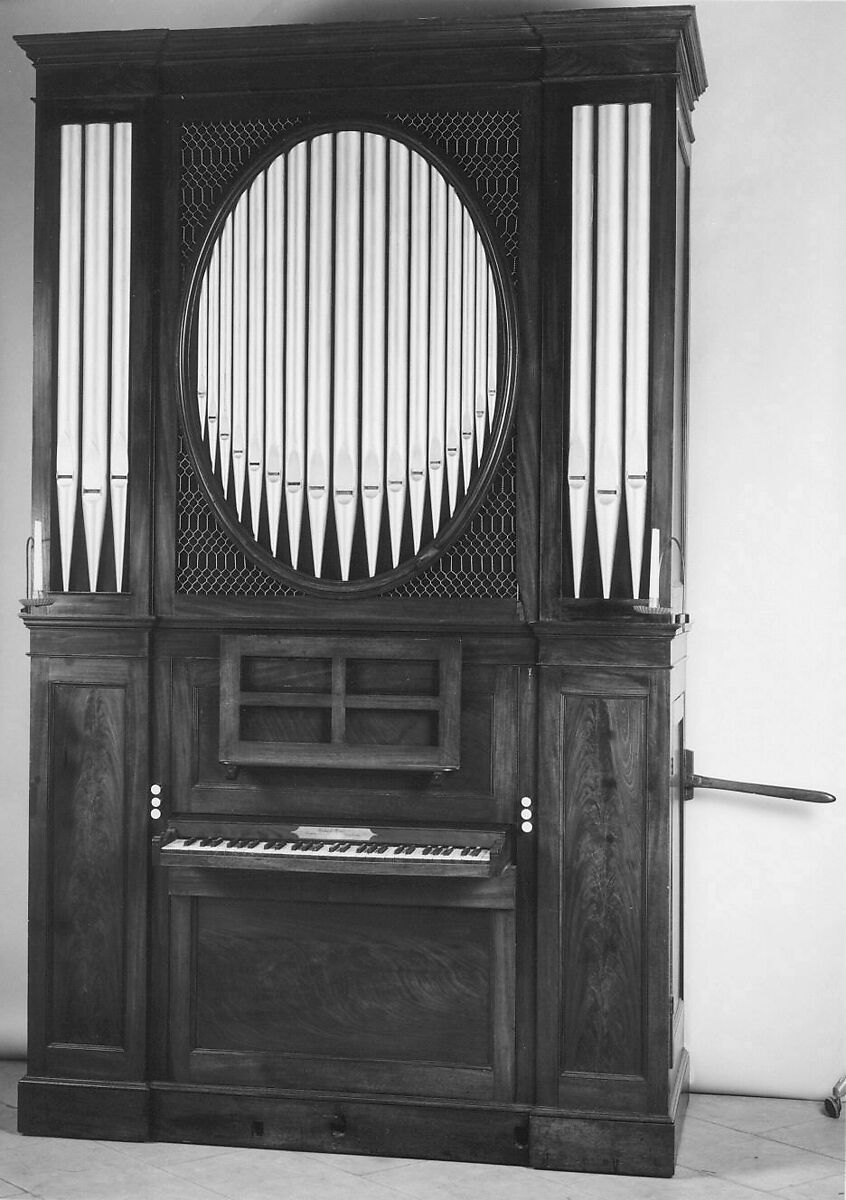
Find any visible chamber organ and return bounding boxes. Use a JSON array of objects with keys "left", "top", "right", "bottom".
[{"left": 17, "top": 7, "right": 707, "bottom": 1178}]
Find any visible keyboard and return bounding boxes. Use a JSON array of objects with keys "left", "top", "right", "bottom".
[{"left": 157, "top": 824, "right": 511, "bottom": 877}]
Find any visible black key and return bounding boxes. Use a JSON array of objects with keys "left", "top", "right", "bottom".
[
  {"left": 183, "top": 837, "right": 199, "bottom": 847},
  {"left": 245, "top": 840, "right": 260, "bottom": 849}
]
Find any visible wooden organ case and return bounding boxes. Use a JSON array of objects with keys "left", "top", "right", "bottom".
[{"left": 17, "top": 7, "right": 707, "bottom": 1178}]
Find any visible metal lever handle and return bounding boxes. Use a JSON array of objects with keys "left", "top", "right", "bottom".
[{"left": 683, "top": 750, "right": 835, "bottom": 805}]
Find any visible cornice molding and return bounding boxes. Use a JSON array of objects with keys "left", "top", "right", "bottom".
[{"left": 15, "top": 7, "right": 706, "bottom": 107}]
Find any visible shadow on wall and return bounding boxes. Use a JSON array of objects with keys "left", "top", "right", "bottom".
[{"left": 250, "top": 0, "right": 638, "bottom": 25}]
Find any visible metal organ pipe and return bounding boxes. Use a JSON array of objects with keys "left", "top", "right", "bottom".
[
  {"left": 333, "top": 131, "right": 362, "bottom": 581},
  {"left": 474, "top": 238, "right": 489, "bottom": 463},
  {"left": 81, "top": 123, "right": 111, "bottom": 591},
  {"left": 445, "top": 189, "right": 463, "bottom": 517},
  {"left": 427, "top": 169, "right": 448, "bottom": 537},
  {"left": 187, "top": 129, "right": 505, "bottom": 584},
  {"left": 284, "top": 141, "right": 307, "bottom": 568},
  {"left": 306, "top": 133, "right": 333, "bottom": 576},
  {"left": 247, "top": 174, "right": 266, "bottom": 540},
  {"left": 231, "top": 192, "right": 249, "bottom": 516},
  {"left": 56, "top": 124, "right": 82, "bottom": 592},
  {"left": 567, "top": 102, "right": 653, "bottom": 600},
  {"left": 360, "top": 133, "right": 387, "bottom": 577},
  {"left": 408, "top": 152, "right": 431, "bottom": 554},
  {"left": 216, "top": 214, "right": 233, "bottom": 495},
  {"left": 625, "top": 103, "right": 652, "bottom": 598},
  {"left": 568, "top": 105, "right": 594, "bottom": 600},
  {"left": 594, "top": 104, "right": 626, "bottom": 600},
  {"left": 205, "top": 239, "right": 221, "bottom": 473},
  {"left": 109, "top": 123, "right": 132, "bottom": 592},
  {"left": 460, "top": 208, "right": 477, "bottom": 493},
  {"left": 264, "top": 157, "right": 285, "bottom": 556},
  {"left": 55, "top": 122, "right": 134, "bottom": 594}
]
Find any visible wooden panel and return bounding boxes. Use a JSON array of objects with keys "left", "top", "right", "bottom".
[
  {"left": 530, "top": 1110, "right": 675, "bottom": 1177},
  {"left": 193, "top": 898, "right": 492, "bottom": 1065},
  {"left": 167, "top": 879, "right": 516, "bottom": 1102},
  {"left": 561, "top": 693, "right": 646, "bottom": 1077},
  {"left": 169, "top": 655, "right": 508, "bottom": 824},
  {"left": 219, "top": 635, "right": 461, "bottom": 770},
  {"left": 49, "top": 682, "right": 127, "bottom": 1048},
  {"left": 18, "top": 1077, "right": 150, "bottom": 1142},
  {"left": 151, "top": 1085, "right": 530, "bottom": 1167}
]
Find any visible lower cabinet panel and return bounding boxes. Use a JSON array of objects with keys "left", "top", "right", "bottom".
[{"left": 167, "top": 873, "right": 516, "bottom": 1102}]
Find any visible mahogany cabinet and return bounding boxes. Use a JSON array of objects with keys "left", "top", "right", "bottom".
[{"left": 16, "top": 6, "right": 706, "bottom": 1177}]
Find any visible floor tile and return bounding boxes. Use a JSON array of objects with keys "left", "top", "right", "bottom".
[
  {"left": 156, "top": 1145, "right": 408, "bottom": 1200},
  {"left": 0, "top": 1153, "right": 226, "bottom": 1200},
  {"left": 301, "top": 1149, "right": 417, "bottom": 1176},
  {"left": 678, "top": 1116, "right": 841, "bottom": 1192},
  {"left": 687, "top": 1093, "right": 827, "bottom": 1135},
  {"left": 771, "top": 1176, "right": 845, "bottom": 1200},
  {"left": 0, "top": 1181, "right": 26, "bottom": 1199},
  {"left": 102, "top": 1137, "right": 242, "bottom": 1167},
  {"left": 763, "top": 1115, "right": 846, "bottom": 1161},
  {"left": 554, "top": 1164, "right": 818, "bottom": 1200}
]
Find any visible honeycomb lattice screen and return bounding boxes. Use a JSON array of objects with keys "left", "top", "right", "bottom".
[{"left": 176, "top": 110, "right": 520, "bottom": 600}]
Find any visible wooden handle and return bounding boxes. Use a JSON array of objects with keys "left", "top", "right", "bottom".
[
  {"left": 684, "top": 751, "right": 835, "bottom": 804},
  {"left": 690, "top": 774, "right": 835, "bottom": 805}
]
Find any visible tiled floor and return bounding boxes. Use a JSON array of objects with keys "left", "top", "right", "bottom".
[{"left": 0, "top": 1063, "right": 842, "bottom": 1200}]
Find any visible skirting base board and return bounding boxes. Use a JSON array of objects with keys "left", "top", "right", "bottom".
[{"left": 18, "top": 1063, "right": 689, "bottom": 1179}]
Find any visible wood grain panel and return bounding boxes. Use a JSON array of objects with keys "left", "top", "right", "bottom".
[
  {"left": 192, "top": 898, "right": 492, "bottom": 1067},
  {"left": 561, "top": 694, "right": 645, "bottom": 1076},
  {"left": 170, "top": 657, "right": 501, "bottom": 819},
  {"left": 49, "top": 683, "right": 126, "bottom": 1048}
]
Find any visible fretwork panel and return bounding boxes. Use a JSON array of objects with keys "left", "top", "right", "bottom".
[{"left": 176, "top": 109, "right": 520, "bottom": 601}]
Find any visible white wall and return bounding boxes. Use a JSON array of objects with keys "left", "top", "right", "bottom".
[{"left": 0, "top": 0, "right": 842, "bottom": 1099}]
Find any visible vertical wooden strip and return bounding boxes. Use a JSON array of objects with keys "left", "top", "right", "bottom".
[
  {"left": 427, "top": 169, "right": 447, "bottom": 536},
  {"left": 231, "top": 192, "right": 249, "bottom": 517},
  {"left": 247, "top": 172, "right": 266, "bottom": 539},
  {"left": 444, "top": 189, "right": 463, "bottom": 515},
  {"left": 360, "top": 133, "right": 387, "bottom": 577},
  {"left": 265, "top": 158, "right": 285, "bottom": 556},
  {"left": 217, "top": 215, "right": 233, "bottom": 494},
  {"left": 49, "top": 684, "right": 127, "bottom": 1046},
  {"left": 306, "top": 133, "right": 333, "bottom": 577},
  {"left": 333, "top": 131, "right": 361, "bottom": 581},
  {"left": 56, "top": 123, "right": 82, "bottom": 592},
  {"left": 593, "top": 104, "right": 626, "bottom": 599},
  {"left": 408, "top": 152, "right": 430, "bottom": 553},
  {"left": 284, "top": 141, "right": 307, "bottom": 568},
  {"left": 386, "top": 140, "right": 410, "bottom": 568},
  {"left": 568, "top": 105, "right": 594, "bottom": 599},
  {"left": 81, "top": 123, "right": 111, "bottom": 591},
  {"left": 625, "top": 103, "right": 652, "bottom": 598},
  {"left": 561, "top": 694, "right": 645, "bottom": 1075}
]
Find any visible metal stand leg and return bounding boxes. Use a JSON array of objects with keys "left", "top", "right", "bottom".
[{"left": 824, "top": 1074, "right": 846, "bottom": 1118}]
